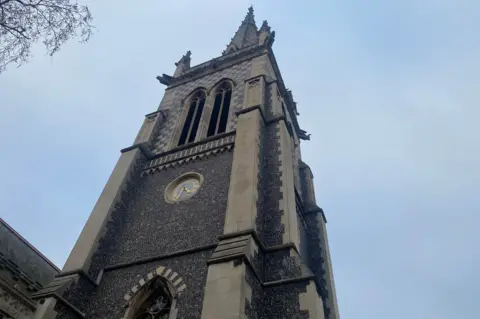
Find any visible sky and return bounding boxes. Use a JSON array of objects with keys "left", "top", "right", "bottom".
[{"left": 1, "top": 1, "right": 479, "bottom": 318}]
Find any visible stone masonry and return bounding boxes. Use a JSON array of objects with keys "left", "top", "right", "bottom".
[{"left": 31, "top": 7, "right": 339, "bottom": 319}]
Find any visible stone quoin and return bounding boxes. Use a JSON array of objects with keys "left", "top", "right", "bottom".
[{"left": 23, "top": 6, "right": 340, "bottom": 319}]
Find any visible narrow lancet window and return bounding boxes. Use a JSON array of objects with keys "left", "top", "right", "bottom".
[
  {"left": 178, "top": 90, "right": 206, "bottom": 146},
  {"left": 207, "top": 82, "right": 232, "bottom": 137}
]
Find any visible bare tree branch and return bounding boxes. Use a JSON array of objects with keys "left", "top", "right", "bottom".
[
  {"left": 0, "top": 0, "right": 94, "bottom": 73},
  {"left": 0, "top": 21, "right": 30, "bottom": 39}
]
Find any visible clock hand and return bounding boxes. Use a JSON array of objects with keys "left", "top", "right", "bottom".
[
  {"left": 173, "top": 188, "right": 182, "bottom": 200},
  {"left": 174, "top": 186, "right": 186, "bottom": 200}
]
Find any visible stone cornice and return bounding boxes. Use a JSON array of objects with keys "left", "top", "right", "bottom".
[
  {"left": 103, "top": 244, "right": 217, "bottom": 273},
  {"left": 218, "top": 228, "right": 299, "bottom": 254},
  {"left": 52, "top": 269, "right": 97, "bottom": 287},
  {"left": 0, "top": 277, "right": 37, "bottom": 310},
  {"left": 120, "top": 142, "right": 151, "bottom": 157},
  {"left": 31, "top": 274, "right": 87, "bottom": 318},
  {"left": 164, "top": 45, "right": 266, "bottom": 90},
  {"left": 235, "top": 104, "right": 289, "bottom": 129},
  {"left": 142, "top": 132, "right": 236, "bottom": 176},
  {"left": 149, "top": 130, "right": 235, "bottom": 160},
  {"left": 41, "top": 292, "right": 86, "bottom": 318},
  {"left": 144, "top": 109, "right": 167, "bottom": 120},
  {"left": 0, "top": 256, "right": 43, "bottom": 292},
  {"left": 295, "top": 188, "right": 327, "bottom": 223},
  {"left": 263, "top": 275, "right": 316, "bottom": 288},
  {"left": 0, "top": 218, "right": 60, "bottom": 273},
  {"left": 208, "top": 230, "right": 314, "bottom": 288}
]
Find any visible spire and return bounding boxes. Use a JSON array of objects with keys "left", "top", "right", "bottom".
[{"left": 223, "top": 6, "right": 259, "bottom": 55}]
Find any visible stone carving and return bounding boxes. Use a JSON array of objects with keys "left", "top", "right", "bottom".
[
  {"left": 0, "top": 221, "right": 58, "bottom": 294},
  {"left": 173, "top": 51, "right": 192, "bottom": 77},
  {"left": 247, "top": 79, "right": 261, "bottom": 107},
  {"left": 135, "top": 294, "right": 169, "bottom": 319},
  {"left": 0, "top": 286, "right": 33, "bottom": 318},
  {"left": 123, "top": 266, "right": 186, "bottom": 319},
  {"left": 143, "top": 145, "right": 233, "bottom": 176},
  {"left": 146, "top": 114, "right": 157, "bottom": 123},
  {"left": 248, "top": 79, "right": 260, "bottom": 89},
  {"left": 156, "top": 74, "right": 173, "bottom": 86},
  {"left": 143, "top": 134, "right": 235, "bottom": 176}
]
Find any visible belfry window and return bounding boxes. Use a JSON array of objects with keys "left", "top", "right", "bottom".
[
  {"left": 127, "top": 277, "right": 174, "bottom": 319},
  {"left": 178, "top": 90, "right": 206, "bottom": 146},
  {"left": 207, "top": 82, "right": 232, "bottom": 137}
]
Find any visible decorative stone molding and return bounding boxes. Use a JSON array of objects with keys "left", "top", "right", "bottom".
[
  {"left": 31, "top": 273, "right": 80, "bottom": 301},
  {"left": 244, "top": 76, "right": 266, "bottom": 114},
  {"left": 121, "top": 267, "right": 187, "bottom": 319},
  {"left": 30, "top": 273, "right": 88, "bottom": 318},
  {"left": 142, "top": 145, "right": 233, "bottom": 176},
  {"left": 142, "top": 134, "right": 235, "bottom": 176},
  {"left": 166, "top": 45, "right": 265, "bottom": 90},
  {"left": 123, "top": 266, "right": 186, "bottom": 303},
  {"left": 0, "top": 285, "right": 35, "bottom": 318},
  {"left": 207, "top": 78, "right": 237, "bottom": 95},
  {"left": 208, "top": 234, "right": 256, "bottom": 265},
  {"left": 0, "top": 257, "right": 43, "bottom": 293},
  {"left": 248, "top": 78, "right": 260, "bottom": 89},
  {"left": 246, "top": 78, "right": 261, "bottom": 107}
]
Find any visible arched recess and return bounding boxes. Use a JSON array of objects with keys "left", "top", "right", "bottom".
[
  {"left": 206, "top": 78, "right": 236, "bottom": 96},
  {"left": 177, "top": 89, "right": 207, "bottom": 146},
  {"left": 206, "top": 80, "right": 234, "bottom": 137},
  {"left": 122, "top": 266, "right": 186, "bottom": 319}
]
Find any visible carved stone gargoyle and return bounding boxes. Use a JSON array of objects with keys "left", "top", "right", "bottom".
[
  {"left": 299, "top": 129, "right": 311, "bottom": 140},
  {"left": 156, "top": 74, "right": 173, "bottom": 86}
]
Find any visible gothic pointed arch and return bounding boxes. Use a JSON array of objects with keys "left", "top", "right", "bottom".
[
  {"left": 122, "top": 266, "right": 186, "bottom": 319},
  {"left": 207, "top": 78, "right": 237, "bottom": 95},
  {"left": 178, "top": 89, "right": 207, "bottom": 146},
  {"left": 207, "top": 80, "right": 233, "bottom": 137},
  {"left": 126, "top": 277, "right": 173, "bottom": 319}
]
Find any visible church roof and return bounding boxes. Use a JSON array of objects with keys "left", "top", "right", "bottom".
[
  {"left": 0, "top": 218, "right": 59, "bottom": 295},
  {"left": 224, "top": 6, "right": 259, "bottom": 54}
]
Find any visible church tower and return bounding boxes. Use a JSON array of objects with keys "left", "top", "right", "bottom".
[{"left": 32, "top": 7, "right": 339, "bottom": 319}]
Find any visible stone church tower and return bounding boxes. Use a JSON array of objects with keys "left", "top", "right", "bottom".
[{"left": 32, "top": 7, "right": 339, "bottom": 319}]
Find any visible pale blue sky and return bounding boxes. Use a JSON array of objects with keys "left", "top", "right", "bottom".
[{"left": 1, "top": 1, "right": 479, "bottom": 318}]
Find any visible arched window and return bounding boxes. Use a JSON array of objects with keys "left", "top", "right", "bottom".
[
  {"left": 126, "top": 277, "right": 174, "bottom": 319},
  {"left": 207, "top": 82, "right": 232, "bottom": 137},
  {"left": 178, "top": 90, "right": 206, "bottom": 146}
]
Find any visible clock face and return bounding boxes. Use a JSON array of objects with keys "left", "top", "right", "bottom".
[{"left": 171, "top": 178, "right": 201, "bottom": 202}]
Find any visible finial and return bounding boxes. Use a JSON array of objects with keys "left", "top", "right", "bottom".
[
  {"left": 173, "top": 50, "right": 191, "bottom": 77},
  {"left": 223, "top": 6, "right": 259, "bottom": 55},
  {"left": 260, "top": 20, "right": 271, "bottom": 32},
  {"left": 175, "top": 50, "right": 191, "bottom": 66},
  {"left": 244, "top": 5, "right": 255, "bottom": 24}
]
